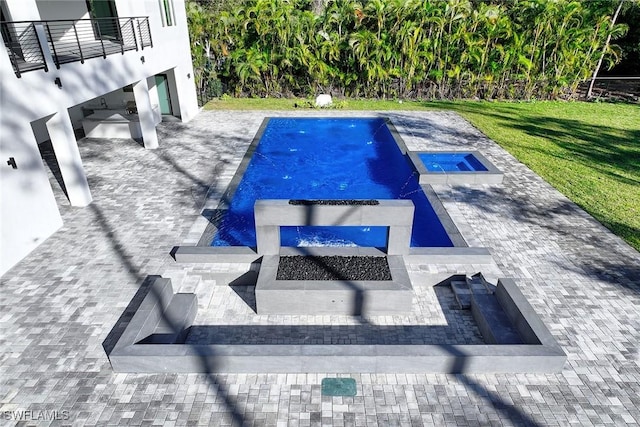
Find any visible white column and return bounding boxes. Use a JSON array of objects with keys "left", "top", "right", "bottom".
[
  {"left": 170, "top": 67, "right": 199, "bottom": 122},
  {"left": 4, "top": 0, "right": 41, "bottom": 21},
  {"left": 33, "top": 23, "right": 55, "bottom": 69},
  {"left": 133, "top": 79, "right": 159, "bottom": 149},
  {"left": 146, "top": 76, "right": 162, "bottom": 124},
  {"left": 0, "top": 32, "right": 10, "bottom": 72},
  {"left": 46, "top": 110, "right": 92, "bottom": 207}
]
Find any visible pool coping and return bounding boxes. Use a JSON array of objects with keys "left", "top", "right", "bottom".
[
  {"left": 408, "top": 150, "right": 504, "bottom": 185},
  {"left": 174, "top": 117, "right": 492, "bottom": 264}
]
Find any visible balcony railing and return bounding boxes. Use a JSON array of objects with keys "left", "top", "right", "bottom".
[
  {"left": 136, "top": 17, "right": 153, "bottom": 49},
  {"left": 1, "top": 21, "right": 48, "bottom": 77},
  {"left": 2, "top": 16, "right": 153, "bottom": 77}
]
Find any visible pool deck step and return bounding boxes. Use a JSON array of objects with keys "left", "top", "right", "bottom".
[
  {"left": 449, "top": 274, "right": 523, "bottom": 344},
  {"left": 450, "top": 280, "right": 472, "bottom": 309},
  {"left": 471, "top": 293, "right": 523, "bottom": 344},
  {"left": 138, "top": 293, "right": 198, "bottom": 344},
  {"left": 450, "top": 273, "right": 494, "bottom": 310},
  {"left": 468, "top": 273, "right": 495, "bottom": 294}
]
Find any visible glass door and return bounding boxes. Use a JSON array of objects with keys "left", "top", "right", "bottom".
[
  {"left": 87, "top": 0, "right": 120, "bottom": 41},
  {"left": 155, "top": 74, "right": 173, "bottom": 115}
]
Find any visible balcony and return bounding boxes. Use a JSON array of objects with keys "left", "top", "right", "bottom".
[
  {"left": 1, "top": 22, "right": 48, "bottom": 76},
  {"left": 2, "top": 17, "right": 152, "bottom": 77}
]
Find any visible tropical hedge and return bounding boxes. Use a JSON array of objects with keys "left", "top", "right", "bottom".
[{"left": 187, "top": 0, "right": 629, "bottom": 101}]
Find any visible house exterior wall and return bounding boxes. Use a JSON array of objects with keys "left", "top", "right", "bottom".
[
  {"left": 0, "top": 0, "right": 198, "bottom": 276},
  {"left": 36, "top": 1, "right": 91, "bottom": 24},
  {"left": 2, "top": 0, "right": 40, "bottom": 21}
]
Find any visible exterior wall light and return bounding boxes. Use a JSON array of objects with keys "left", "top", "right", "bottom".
[
  {"left": 54, "top": 77, "right": 62, "bottom": 88},
  {"left": 140, "top": 56, "right": 145, "bottom": 63}
]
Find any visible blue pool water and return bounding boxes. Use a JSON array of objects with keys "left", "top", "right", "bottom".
[
  {"left": 211, "top": 118, "right": 453, "bottom": 248},
  {"left": 418, "top": 153, "right": 488, "bottom": 172}
]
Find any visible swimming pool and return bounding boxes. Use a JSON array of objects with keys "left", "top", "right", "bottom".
[{"left": 211, "top": 117, "right": 453, "bottom": 248}]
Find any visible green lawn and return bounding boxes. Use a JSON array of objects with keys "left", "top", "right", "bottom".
[{"left": 204, "top": 98, "right": 640, "bottom": 252}]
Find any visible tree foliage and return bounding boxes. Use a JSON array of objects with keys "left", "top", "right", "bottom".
[
  {"left": 187, "top": 0, "right": 629, "bottom": 100},
  {"left": 604, "top": 2, "right": 640, "bottom": 76}
]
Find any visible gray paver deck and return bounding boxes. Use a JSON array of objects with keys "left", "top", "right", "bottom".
[{"left": 1, "top": 110, "right": 639, "bottom": 426}]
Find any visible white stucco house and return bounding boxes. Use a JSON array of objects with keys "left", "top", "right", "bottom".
[{"left": 0, "top": 0, "right": 199, "bottom": 276}]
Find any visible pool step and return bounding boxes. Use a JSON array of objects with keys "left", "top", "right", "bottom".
[
  {"left": 471, "top": 294, "right": 523, "bottom": 344},
  {"left": 450, "top": 280, "right": 472, "bottom": 309},
  {"left": 468, "top": 272, "right": 495, "bottom": 294},
  {"left": 450, "top": 273, "right": 523, "bottom": 344},
  {"left": 138, "top": 293, "right": 198, "bottom": 344},
  {"left": 450, "top": 273, "right": 494, "bottom": 310}
]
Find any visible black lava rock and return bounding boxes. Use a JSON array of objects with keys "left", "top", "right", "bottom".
[
  {"left": 276, "top": 256, "right": 391, "bottom": 281},
  {"left": 288, "top": 199, "right": 379, "bottom": 206}
]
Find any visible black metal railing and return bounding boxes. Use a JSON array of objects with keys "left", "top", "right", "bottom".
[
  {"left": 2, "top": 16, "right": 152, "bottom": 77},
  {"left": 44, "top": 17, "right": 152, "bottom": 68},
  {"left": 136, "top": 17, "right": 153, "bottom": 49},
  {"left": 1, "top": 21, "right": 48, "bottom": 77}
]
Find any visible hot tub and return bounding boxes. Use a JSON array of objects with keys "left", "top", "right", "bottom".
[{"left": 408, "top": 150, "right": 503, "bottom": 185}]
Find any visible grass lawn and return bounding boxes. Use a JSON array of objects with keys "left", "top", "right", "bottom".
[{"left": 204, "top": 98, "right": 640, "bottom": 252}]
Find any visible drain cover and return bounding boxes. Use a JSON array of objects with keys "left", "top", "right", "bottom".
[{"left": 321, "top": 378, "right": 357, "bottom": 396}]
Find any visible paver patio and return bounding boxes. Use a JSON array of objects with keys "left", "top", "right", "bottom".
[{"left": 1, "top": 110, "right": 639, "bottom": 426}]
